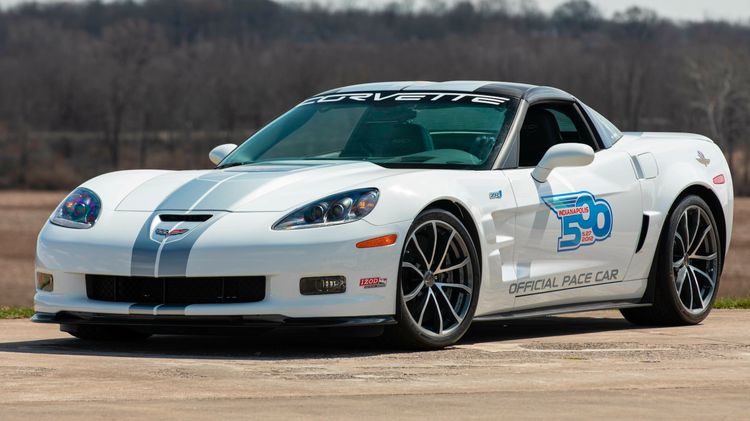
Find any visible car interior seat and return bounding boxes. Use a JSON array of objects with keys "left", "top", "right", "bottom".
[
  {"left": 341, "top": 107, "right": 434, "bottom": 158},
  {"left": 518, "top": 108, "right": 563, "bottom": 167}
]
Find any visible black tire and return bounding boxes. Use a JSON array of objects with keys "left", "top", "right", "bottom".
[
  {"left": 61, "top": 324, "right": 152, "bottom": 341},
  {"left": 389, "top": 209, "right": 481, "bottom": 349},
  {"left": 621, "top": 195, "right": 722, "bottom": 326}
]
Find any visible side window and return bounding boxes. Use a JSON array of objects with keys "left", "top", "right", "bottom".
[
  {"left": 583, "top": 104, "right": 623, "bottom": 148},
  {"left": 518, "top": 103, "right": 598, "bottom": 167}
]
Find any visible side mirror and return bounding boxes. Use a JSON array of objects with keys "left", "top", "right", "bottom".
[
  {"left": 531, "top": 143, "right": 594, "bottom": 183},
  {"left": 209, "top": 143, "right": 237, "bottom": 166}
]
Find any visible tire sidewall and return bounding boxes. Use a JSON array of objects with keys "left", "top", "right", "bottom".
[
  {"left": 659, "top": 195, "right": 722, "bottom": 323},
  {"left": 395, "top": 209, "right": 481, "bottom": 348}
]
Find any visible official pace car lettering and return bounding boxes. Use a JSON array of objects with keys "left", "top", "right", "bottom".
[
  {"left": 542, "top": 191, "right": 613, "bottom": 252},
  {"left": 297, "top": 92, "right": 510, "bottom": 107},
  {"left": 508, "top": 269, "right": 620, "bottom": 297}
]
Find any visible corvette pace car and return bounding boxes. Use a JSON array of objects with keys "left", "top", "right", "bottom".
[{"left": 33, "top": 81, "right": 733, "bottom": 349}]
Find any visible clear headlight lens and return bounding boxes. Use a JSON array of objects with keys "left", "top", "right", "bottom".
[
  {"left": 273, "top": 188, "right": 379, "bottom": 230},
  {"left": 50, "top": 188, "right": 102, "bottom": 229}
]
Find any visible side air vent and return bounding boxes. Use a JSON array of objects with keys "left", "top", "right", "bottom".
[
  {"left": 635, "top": 214, "right": 650, "bottom": 253},
  {"left": 159, "top": 214, "right": 212, "bottom": 222}
]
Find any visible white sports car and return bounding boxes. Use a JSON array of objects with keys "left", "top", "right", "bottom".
[{"left": 33, "top": 81, "right": 733, "bottom": 349}]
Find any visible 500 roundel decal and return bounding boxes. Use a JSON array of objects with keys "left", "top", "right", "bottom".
[{"left": 542, "top": 191, "right": 613, "bottom": 252}]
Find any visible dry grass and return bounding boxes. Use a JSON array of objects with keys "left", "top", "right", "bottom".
[
  {"left": 0, "top": 192, "right": 748, "bottom": 307},
  {"left": 0, "top": 191, "right": 66, "bottom": 307},
  {"left": 718, "top": 198, "right": 750, "bottom": 297},
  {"left": 0, "top": 306, "right": 35, "bottom": 319}
]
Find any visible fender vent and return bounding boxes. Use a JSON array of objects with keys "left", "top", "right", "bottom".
[
  {"left": 635, "top": 214, "right": 649, "bottom": 253},
  {"left": 159, "top": 214, "right": 212, "bottom": 222}
]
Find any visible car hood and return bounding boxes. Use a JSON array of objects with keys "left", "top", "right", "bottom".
[{"left": 114, "top": 161, "right": 408, "bottom": 212}]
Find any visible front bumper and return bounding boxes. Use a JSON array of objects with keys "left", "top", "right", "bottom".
[{"left": 35, "top": 212, "right": 411, "bottom": 319}]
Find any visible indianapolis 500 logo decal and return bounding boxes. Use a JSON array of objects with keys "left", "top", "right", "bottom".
[{"left": 542, "top": 191, "right": 613, "bottom": 252}]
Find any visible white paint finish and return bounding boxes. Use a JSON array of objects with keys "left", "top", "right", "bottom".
[
  {"left": 208, "top": 143, "right": 237, "bottom": 165},
  {"left": 37, "top": 210, "right": 151, "bottom": 276},
  {"left": 531, "top": 143, "right": 595, "bottom": 182},
  {"left": 614, "top": 133, "right": 733, "bottom": 281},
  {"left": 635, "top": 152, "right": 659, "bottom": 179},
  {"left": 115, "top": 170, "right": 211, "bottom": 211},
  {"left": 506, "top": 148, "right": 645, "bottom": 309},
  {"left": 115, "top": 161, "right": 417, "bottom": 213},
  {"left": 35, "top": 91, "right": 734, "bottom": 324}
]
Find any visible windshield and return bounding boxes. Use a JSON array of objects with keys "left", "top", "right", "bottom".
[{"left": 219, "top": 92, "right": 518, "bottom": 169}]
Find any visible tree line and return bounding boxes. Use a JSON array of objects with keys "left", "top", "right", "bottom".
[{"left": 0, "top": 0, "right": 749, "bottom": 193}]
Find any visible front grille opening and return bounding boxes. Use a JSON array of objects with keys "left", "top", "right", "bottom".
[
  {"left": 158, "top": 214, "right": 213, "bottom": 222},
  {"left": 86, "top": 275, "right": 265, "bottom": 305}
]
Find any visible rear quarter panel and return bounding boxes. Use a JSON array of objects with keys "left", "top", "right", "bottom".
[{"left": 614, "top": 133, "right": 733, "bottom": 282}]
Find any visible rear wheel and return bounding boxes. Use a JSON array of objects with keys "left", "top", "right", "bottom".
[
  {"left": 61, "top": 324, "right": 152, "bottom": 341},
  {"left": 621, "top": 195, "right": 721, "bottom": 325},
  {"left": 390, "top": 209, "right": 480, "bottom": 349}
]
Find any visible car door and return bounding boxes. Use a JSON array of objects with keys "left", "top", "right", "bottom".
[{"left": 505, "top": 101, "right": 643, "bottom": 311}]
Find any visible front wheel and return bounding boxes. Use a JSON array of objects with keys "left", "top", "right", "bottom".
[
  {"left": 621, "top": 195, "right": 722, "bottom": 325},
  {"left": 390, "top": 209, "right": 481, "bottom": 349}
]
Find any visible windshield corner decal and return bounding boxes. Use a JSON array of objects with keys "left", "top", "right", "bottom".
[{"left": 542, "top": 191, "right": 613, "bottom": 252}]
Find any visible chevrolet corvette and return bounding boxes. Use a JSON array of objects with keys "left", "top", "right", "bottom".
[{"left": 32, "top": 81, "right": 733, "bottom": 349}]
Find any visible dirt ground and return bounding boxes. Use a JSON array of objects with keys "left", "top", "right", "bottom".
[
  {"left": 0, "top": 311, "right": 748, "bottom": 420},
  {"left": 1, "top": 191, "right": 748, "bottom": 307}
]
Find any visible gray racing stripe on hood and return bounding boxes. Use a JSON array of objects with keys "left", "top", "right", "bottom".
[
  {"left": 130, "top": 174, "right": 234, "bottom": 277},
  {"left": 157, "top": 172, "right": 238, "bottom": 210},
  {"left": 131, "top": 214, "right": 161, "bottom": 277},
  {"left": 157, "top": 214, "right": 225, "bottom": 277}
]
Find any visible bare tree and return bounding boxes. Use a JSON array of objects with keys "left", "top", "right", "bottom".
[
  {"left": 0, "top": 0, "right": 748, "bottom": 193},
  {"left": 98, "top": 19, "right": 167, "bottom": 168},
  {"left": 684, "top": 47, "right": 746, "bottom": 178}
]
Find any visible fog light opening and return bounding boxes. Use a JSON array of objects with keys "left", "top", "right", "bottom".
[
  {"left": 300, "top": 276, "right": 346, "bottom": 295},
  {"left": 356, "top": 234, "right": 398, "bottom": 249},
  {"left": 36, "top": 272, "right": 54, "bottom": 292}
]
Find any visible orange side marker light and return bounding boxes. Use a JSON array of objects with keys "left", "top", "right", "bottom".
[{"left": 356, "top": 234, "right": 398, "bottom": 248}]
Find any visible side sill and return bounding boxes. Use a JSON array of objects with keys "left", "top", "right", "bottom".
[{"left": 472, "top": 300, "right": 651, "bottom": 322}]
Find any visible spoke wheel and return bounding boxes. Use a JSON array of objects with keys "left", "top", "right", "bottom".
[
  {"left": 391, "top": 209, "right": 480, "bottom": 349},
  {"left": 671, "top": 205, "right": 719, "bottom": 314},
  {"left": 620, "top": 195, "right": 723, "bottom": 326}
]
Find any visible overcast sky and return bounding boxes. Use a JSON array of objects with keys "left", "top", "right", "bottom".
[{"left": 0, "top": 0, "right": 748, "bottom": 22}]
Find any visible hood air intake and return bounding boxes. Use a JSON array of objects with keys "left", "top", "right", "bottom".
[{"left": 158, "top": 214, "right": 212, "bottom": 222}]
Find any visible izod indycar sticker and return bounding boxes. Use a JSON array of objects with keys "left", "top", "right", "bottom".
[
  {"left": 360, "top": 277, "right": 387, "bottom": 289},
  {"left": 542, "top": 191, "right": 613, "bottom": 252}
]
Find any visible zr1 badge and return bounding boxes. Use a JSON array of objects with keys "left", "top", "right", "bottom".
[{"left": 542, "top": 191, "right": 613, "bottom": 252}]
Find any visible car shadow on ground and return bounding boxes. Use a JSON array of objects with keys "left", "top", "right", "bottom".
[{"left": 0, "top": 314, "right": 641, "bottom": 360}]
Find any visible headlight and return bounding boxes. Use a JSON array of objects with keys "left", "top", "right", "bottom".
[
  {"left": 273, "top": 188, "right": 379, "bottom": 230},
  {"left": 50, "top": 188, "right": 102, "bottom": 229}
]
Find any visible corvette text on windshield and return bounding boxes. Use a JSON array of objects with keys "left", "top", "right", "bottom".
[{"left": 297, "top": 92, "right": 511, "bottom": 107}]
